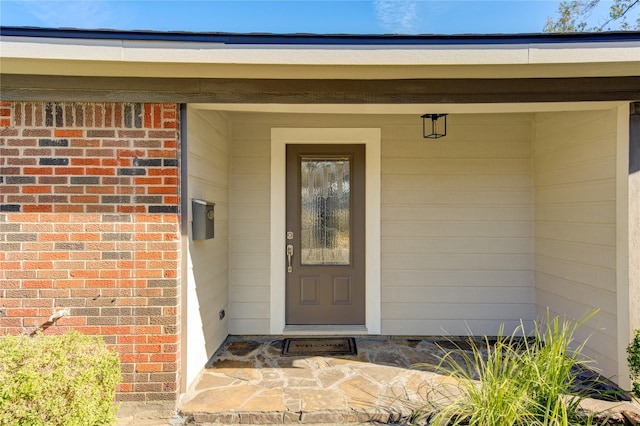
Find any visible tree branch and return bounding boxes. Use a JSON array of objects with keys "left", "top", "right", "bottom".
[{"left": 598, "top": 0, "right": 639, "bottom": 30}]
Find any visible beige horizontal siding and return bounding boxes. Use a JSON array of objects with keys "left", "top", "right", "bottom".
[
  {"left": 384, "top": 174, "right": 532, "bottom": 189},
  {"left": 228, "top": 115, "right": 272, "bottom": 334},
  {"left": 384, "top": 221, "right": 532, "bottom": 238},
  {"left": 533, "top": 109, "right": 618, "bottom": 379},
  {"left": 228, "top": 112, "right": 535, "bottom": 336},
  {"left": 381, "top": 253, "right": 532, "bottom": 271},
  {"left": 382, "top": 237, "right": 531, "bottom": 254},
  {"left": 384, "top": 303, "right": 534, "bottom": 321},
  {"left": 382, "top": 270, "right": 533, "bottom": 287},
  {"left": 382, "top": 286, "right": 533, "bottom": 304},
  {"left": 199, "top": 107, "right": 622, "bottom": 383},
  {"left": 381, "top": 113, "right": 535, "bottom": 335},
  {"left": 186, "top": 108, "right": 231, "bottom": 384},
  {"left": 382, "top": 319, "right": 530, "bottom": 336}
]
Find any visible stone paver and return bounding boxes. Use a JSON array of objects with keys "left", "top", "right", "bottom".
[
  {"left": 176, "top": 336, "right": 640, "bottom": 425},
  {"left": 116, "top": 401, "right": 186, "bottom": 426}
]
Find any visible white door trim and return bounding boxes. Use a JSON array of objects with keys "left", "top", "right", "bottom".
[{"left": 270, "top": 128, "right": 381, "bottom": 334}]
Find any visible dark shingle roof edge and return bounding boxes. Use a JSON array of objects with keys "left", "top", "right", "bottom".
[{"left": 2, "top": 26, "right": 640, "bottom": 45}]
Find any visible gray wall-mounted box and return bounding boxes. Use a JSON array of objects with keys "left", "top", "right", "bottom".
[{"left": 192, "top": 199, "right": 215, "bottom": 240}]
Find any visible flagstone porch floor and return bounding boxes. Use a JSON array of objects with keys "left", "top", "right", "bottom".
[{"left": 176, "top": 336, "right": 640, "bottom": 425}]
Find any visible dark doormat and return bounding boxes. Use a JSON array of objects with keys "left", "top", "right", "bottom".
[{"left": 282, "top": 337, "right": 357, "bottom": 356}]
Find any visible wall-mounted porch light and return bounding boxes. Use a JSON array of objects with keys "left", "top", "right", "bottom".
[{"left": 421, "top": 114, "right": 448, "bottom": 139}]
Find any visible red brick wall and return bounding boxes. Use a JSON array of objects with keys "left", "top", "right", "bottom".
[{"left": 0, "top": 101, "right": 181, "bottom": 402}]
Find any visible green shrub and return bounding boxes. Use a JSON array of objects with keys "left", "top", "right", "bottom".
[
  {"left": 627, "top": 329, "right": 640, "bottom": 398},
  {"left": 0, "top": 331, "right": 121, "bottom": 426},
  {"left": 413, "top": 311, "right": 599, "bottom": 426},
  {"left": 523, "top": 312, "right": 594, "bottom": 425},
  {"left": 426, "top": 329, "right": 536, "bottom": 426}
]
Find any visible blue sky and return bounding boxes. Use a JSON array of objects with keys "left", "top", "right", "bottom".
[{"left": 0, "top": 0, "right": 609, "bottom": 35}]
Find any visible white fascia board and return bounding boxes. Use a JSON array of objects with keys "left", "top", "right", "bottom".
[
  {"left": 0, "top": 36, "right": 125, "bottom": 61},
  {"left": 1, "top": 36, "right": 639, "bottom": 79},
  {"left": 2, "top": 36, "right": 527, "bottom": 65},
  {"left": 119, "top": 40, "right": 529, "bottom": 65},
  {"left": 3, "top": 36, "right": 639, "bottom": 66},
  {"left": 529, "top": 41, "right": 640, "bottom": 64}
]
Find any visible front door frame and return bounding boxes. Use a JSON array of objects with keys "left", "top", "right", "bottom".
[{"left": 270, "top": 128, "right": 381, "bottom": 334}]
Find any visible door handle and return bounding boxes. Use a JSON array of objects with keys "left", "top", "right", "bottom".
[{"left": 286, "top": 244, "right": 294, "bottom": 273}]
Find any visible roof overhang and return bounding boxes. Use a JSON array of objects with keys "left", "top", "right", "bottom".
[
  {"left": 1, "top": 27, "right": 639, "bottom": 104},
  {"left": 2, "top": 28, "right": 640, "bottom": 79}
]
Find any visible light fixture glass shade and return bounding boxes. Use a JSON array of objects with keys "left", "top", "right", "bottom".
[{"left": 421, "top": 114, "right": 448, "bottom": 138}]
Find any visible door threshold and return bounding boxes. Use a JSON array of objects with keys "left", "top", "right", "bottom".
[{"left": 283, "top": 325, "right": 368, "bottom": 335}]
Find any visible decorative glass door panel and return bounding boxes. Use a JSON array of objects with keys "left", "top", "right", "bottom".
[{"left": 300, "top": 158, "right": 350, "bottom": 266}]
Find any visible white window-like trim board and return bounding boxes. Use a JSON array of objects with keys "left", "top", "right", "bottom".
[{"left": 270, "top": 128, "right": 381, "bottom": 334}]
